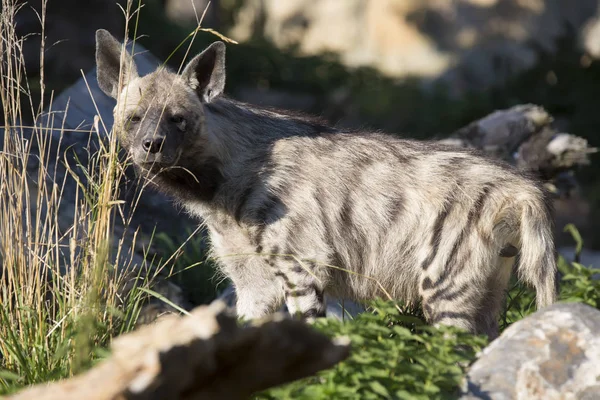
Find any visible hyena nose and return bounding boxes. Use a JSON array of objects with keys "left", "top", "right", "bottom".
[{"left": 142, "top": 137, "right": 164, "bottom": 154}]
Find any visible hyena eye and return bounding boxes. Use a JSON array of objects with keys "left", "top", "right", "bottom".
[
  {"left": 170, "top": 115, "right": 185, "bottom": 124},
  {"left": 128, "top": 115, "right": 141, "bottom": 123}
]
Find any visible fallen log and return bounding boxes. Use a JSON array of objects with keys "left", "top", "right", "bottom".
[
  {"left": 8, "top": 302, "right": 350, "bottom": 400},
  {"left": 440, "top": 104, "right": 597, "bottom": 196}
]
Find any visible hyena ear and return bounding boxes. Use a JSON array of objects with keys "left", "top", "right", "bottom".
[
  {"left": 181, "top": 41, "right": 226, "bottom": 103},
  {"left": 95, "top": 29, "right": 139, "bottom": 99}
]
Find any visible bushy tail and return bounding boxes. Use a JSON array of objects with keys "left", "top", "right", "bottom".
[{"left": 517, "top": 199, "right": 558, "bottom": 309}]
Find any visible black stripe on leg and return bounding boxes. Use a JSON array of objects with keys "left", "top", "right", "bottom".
[
  {"left": 425, "top": 248, "right": 472, "bottom": 291},
  {"left": 291, "top": 264, "right": 304, "bottom": 273},
  {"left": 466, "top": 185, "right": 493, "bottom": 228},
  {"left": 254, "top": 224, "right": 266, "bottom": 254},
  {"left": 285, "top": 283, "right": 323, "bottom": 302},
  {"left": 274, "top": 271, "right": 295, "bottom": 289},
  {"left": 433, "top": 185, "right": 493, "bottom": 275},
  {"left": 303, "top": 307, "right": 326, "bottom": 319},
  {"left": 285, "top": 283, "right": 325, "bottom": 319},
  {"left": 291, "top": 260, "right": 315, "bottom": 274},
  {"left": 422, "top": 277, "right": 434, "bottom": 290},
  {"left": 267, "top": 245, "right": 281, "bottom": 263},
  {"left": 427, "top": 281, "right": 471, "bottom": 304}
]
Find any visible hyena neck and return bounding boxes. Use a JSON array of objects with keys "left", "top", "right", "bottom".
[
  {"left": 143, "top": 156, "right": 224, "bottom": 207},
  {"left": 152, "top": 97, "right": 337, "bottom": 222}
]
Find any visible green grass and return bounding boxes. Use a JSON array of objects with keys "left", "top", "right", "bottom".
[{"left": 0, "top": 0, "right": 226, "bottom": 393}]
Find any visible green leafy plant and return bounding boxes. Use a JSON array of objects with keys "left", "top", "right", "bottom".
[
  {"left": 557, "top": 224, "right": 600, "bottom": 308},
  {"left": 256, "top": 300, "right": 487, "bottom": 400}
]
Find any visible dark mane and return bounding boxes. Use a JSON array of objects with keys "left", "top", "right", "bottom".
[{"left": 205, "top": 95, "right": 338, "bottom": 137}]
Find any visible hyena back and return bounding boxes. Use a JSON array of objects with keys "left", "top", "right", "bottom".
[{"left": 95, "top": 30, "right": 557, "bottom": 339}]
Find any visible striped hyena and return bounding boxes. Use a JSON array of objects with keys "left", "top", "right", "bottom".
[{"left": 95, "top": 30, "right": 557, "bottom": 338}]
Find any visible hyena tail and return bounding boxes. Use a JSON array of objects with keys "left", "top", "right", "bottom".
[{"left": 516, "top": 198, "right": 558, "bottom": 309}]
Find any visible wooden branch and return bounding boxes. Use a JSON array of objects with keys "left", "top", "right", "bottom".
[{"left": 8, "top": 302, "right": 350, "bottom": 400}]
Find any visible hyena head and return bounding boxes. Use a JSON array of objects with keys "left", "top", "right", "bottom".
[{"left": 94, "top": 29, "right": 225, "bottom": 171}]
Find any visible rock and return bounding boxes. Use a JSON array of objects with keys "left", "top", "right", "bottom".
[
  {"left": 229, "top": 0, "right": 600, "bottom": 93},
  {"left": 7, "top": 301, "right": 350, "bottom": 400},
  {"left": 462, "top": 302, "right": 600, "bottom": 400},
  {"left": 442, "top": 104, "right": 596, "bottom": 243},
  {"left": 230, "top": 0, "right": 452, "bottom": 79}
]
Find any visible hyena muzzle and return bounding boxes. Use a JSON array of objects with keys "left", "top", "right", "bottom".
[{"left": 95, "top": 29, "right": 558, "bottom": 339}]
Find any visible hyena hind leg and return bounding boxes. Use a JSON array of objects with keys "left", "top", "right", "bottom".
[
  {"left": 474, "top": 255, "right": 515, "bottom": 340},
  {"left": 422, "top": 256, "right": 515, "bottom": 340}
]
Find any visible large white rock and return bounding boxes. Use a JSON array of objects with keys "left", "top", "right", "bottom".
[{"left": 462, "top": 302, "right": 600, "bottom": 400}]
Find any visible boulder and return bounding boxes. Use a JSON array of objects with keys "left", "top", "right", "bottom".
[
  {"left": 462, "top": 302, "right": 600, "bottom": 400},
  {"left": 229, "top": 0, "right": 600, "bottom": 93}
]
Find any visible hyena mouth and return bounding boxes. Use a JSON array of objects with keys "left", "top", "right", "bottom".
[
  {"left": 135, "top": 150, "right": 182, "bottom": 172},
  {"left": 137, "top": 157, "right": 182, "bottom": 174},
  {"left": 135, "top": 160, "right": 170, "bottom": 174}
]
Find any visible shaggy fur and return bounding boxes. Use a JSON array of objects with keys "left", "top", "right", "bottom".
[{"left": 95, "top": 30, "right": 558, "bottom": 338}]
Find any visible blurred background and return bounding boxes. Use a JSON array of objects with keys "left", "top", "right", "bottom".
[{"left": 9, "top": 0, "right": 600, "bottom": 252}]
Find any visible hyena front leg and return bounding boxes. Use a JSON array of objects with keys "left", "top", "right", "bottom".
[
  {"left": 226, "top": 259, "right": 285, "bottom": 321},
  {"left": 274, "top": 259, "right": 327, "bottom": 320},
  {"left": 235, "top": 283, "right": 283, "bottom": 321}
]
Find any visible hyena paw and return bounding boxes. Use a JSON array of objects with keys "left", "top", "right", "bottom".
[{"left": 285, "top": 287, "right": 326, "bottom": 321}]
